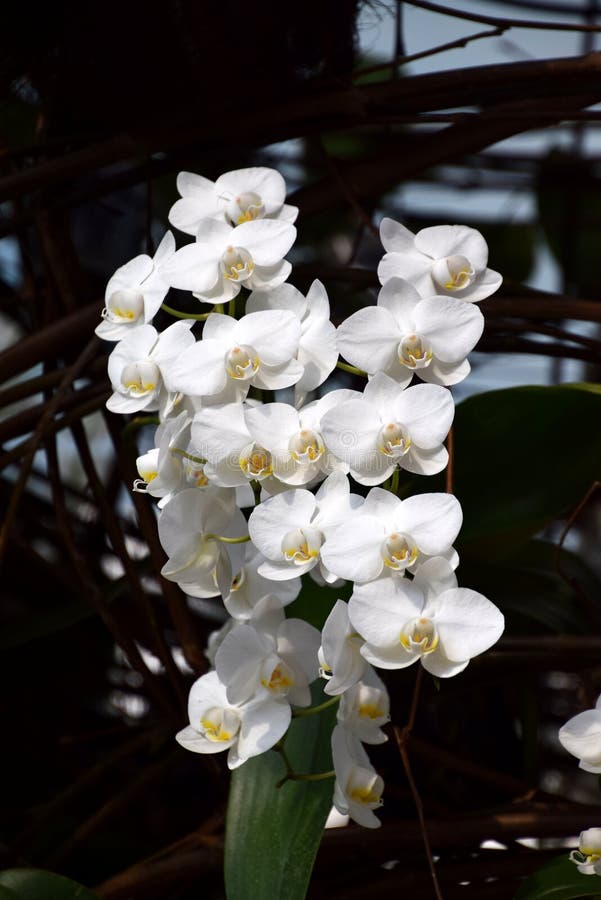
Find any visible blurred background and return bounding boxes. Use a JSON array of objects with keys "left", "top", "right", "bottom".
[{"left": 1, "top": 1, "right": 601, "bottom": 897}]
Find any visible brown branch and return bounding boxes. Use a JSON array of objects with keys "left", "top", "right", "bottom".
[
  {"left": 69, "top": 418, "right": 188, "bottom": 709},
  {"left": 393, "top": 668, "right": 444, "bottom": 900},
  {"left": 402, "top": 0, "right": 601, "bottom": 32},
  {"left": 1, "top": 56, "right": 601, "bottom": 209},
  {"left": 0, "top": 338, "right": 99, "bottom": 566}
]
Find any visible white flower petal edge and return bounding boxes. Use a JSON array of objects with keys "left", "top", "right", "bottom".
[{"left": 331, "top": 725, "right": 384, "bottom": 829}]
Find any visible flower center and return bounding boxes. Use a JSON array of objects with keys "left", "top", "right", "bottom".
[
  {"left": 184, "top": 461, "right": 209, "bottom": 488},
  {"left": 288, "top": 428, "right": 324, "bottom": 464},
  {"left": 239, "top": 442, "right": 273, "bottom": 480},
  {"left": 281, "top": 527, "right": 323, "bottom": 564},
  {"left": 431, "top": 254, "right": 476, "bottom": 292},
  {"left": 228, "top": 191, "right": 266, "bottom": 225},
  {"left": 103, "top": 289, "right": 145, "bottom": 324},
  {"left": 260, "top": 658, "right": 295, "bottom": 695},
  {"left": 200, "top": 706, "right": 240, "bottom": 743},
  {"left": 376, "top": 422, "right": 412, "bottom": 458},
  {"left": 400, "top": 616, "right": 439, "bottom": 654},
  {"left": 381, "top": 532, "right": 419, "bottom": 572},
  {"left": 220, "top": 245, "right": 255, "bottom": 282},
  {"left": 225, "top": 344, "right": 260, "bottom": 381},
  {"left": 356, "top": 685, "right": 389, "bottom": 722},
  {"left": 398, "top": 334, "right": 433, "bottom": 370},
  {"left": 120, "top": 360, "right": 161, "bottom": 396},
  {"left": 230, "top": 566, "right": 246, "bottom": 592},
  {"left": 346, "top": 767, "right": 384, "bottom": 807}
]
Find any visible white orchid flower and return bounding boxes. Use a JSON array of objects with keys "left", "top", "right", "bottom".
[
  {"left": 215, "top": 595, "right": 320, "bottom": 708},
  {"left": 248, "top": 472, "right": 363, "bottom": 583},
  {"left": 247, "top": 280, "right": 338, "bottom": 397},
  {"left": 158, "top": 487, "right": 247, "bottom": 596},
  {"left": 176, "top": 669, "right": 291, "bottom": 769},
  {"left": 243, "top": 392, "right": 354, "bottom": 487},
  {"left": 191, "top": 402, "right": 285, "bottom": 491},
  {"left": 320, "top": 489, "right": 462, "bottom": 585},
  {"left": 559, "top": 695, "right": 601, "bottom": 773},
  {"left": 169, "top": 167, "right": 298, "bottom": 234},
  {"left": 134, "top": 410, "right": 198, "bottom": 505},
  {"left": 570, "top": 829, "right": 601, "bottom": 875},
  {"left": 337, "top": 668, "right": 390, "bottom": 745},
  {"left": 96, "top": 231, "right": 176, "bottom": 341},
  {"left": 224, "top": 546, "right": 301, "bottom": 619},
  {"left": 167, "top": 311, "right": 302, "bottom": 400},
  {"left": 318, "top": 599, "right": 368, "bottom": 697},
  {"left": 162, "top": 217, "right": 296, "bottom": 304},
  {"left": 182, "top": 544, "right": 301, "bottom": 617},
  {"left": 348, "top": 557, "right": 504, "bottom": 675},
  {"left": 331, "top": 725, "right": 384, "bottom": 829},
  {"left": 321, "top": 372, "right": 454, "bottom": 485},
  {"left": 106, "top": 320, "right": 195, "bottom": 415},
  {"left": 337, "top": 277, "right": 484, "bottom": 388},
  {"left": 378, "top": 218, "right": 502, "bottom": 303}
]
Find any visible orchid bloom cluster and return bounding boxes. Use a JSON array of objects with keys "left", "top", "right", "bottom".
[
  {"left": 558, "top": 697, "right": 601, "bottom": 876},
  {"left": 96, "top": 165, "right": 506, "bottom": 829}
]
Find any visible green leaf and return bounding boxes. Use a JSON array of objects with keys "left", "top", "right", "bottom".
[
  {"left": 0, "top": 870, "right": 99, "bottom": 900},
  {"left": 452, "top": 385, "right": 601, "bottom": 556},
  {"left": 514, "top": 855, "right": 601, "bottom": 898},
  {"left": 224, "top": 684, "right": 337, "bottom": 900}
]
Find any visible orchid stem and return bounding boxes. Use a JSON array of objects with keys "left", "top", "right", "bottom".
[
  {"left": 336, "top": 360, "right": 367, "bottom": 377},
  {"left": 292, "top": 696, "right": 340, "bottom": 717},
  {"left": 171, "top": 448, "right": 207, "bottom": 465},
  {"left": 161, "top": 303, "right": 211, "bottom": 320},
  {"left": 122, "top": 415, "right": 159, "bottom": 440},
  {"left": 204, "top": 533, "right": 251, "bottom": 544}
]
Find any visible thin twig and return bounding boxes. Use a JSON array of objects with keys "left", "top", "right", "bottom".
[
  {"left": 393, "top": 668, "right": 443, "bottom": 900},
  {"left": 402, "top": 0, "right": 601, "bottom": 32},
  {"left": 0, "top": 337, "right": 99, "bottom": 565}
]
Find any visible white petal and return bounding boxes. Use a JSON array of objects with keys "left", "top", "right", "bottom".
[
  {"left": 252, "top": 358, "right": 304, "bottom": 390},
  {"left": 215, "top": 624, "right": 268, "bottom": 704},
  {"left": 176, "top": 725, "right": 234, "bottom": 754},
  {"left": 305, "top": 279, "right": 330, "bottom": 319},
  {"left": 278, "top": 618, "right": 321, "bottom": 684},
  {"left": 321, "top": 399, "right": 382, "bottom": 467},
  {"left": 336, "top": 307, "right": 399, "bottom": 374},
  {"left": 235, "top": 698, "right": 291, "bottom": 762},
  {"left": 414, "top": 297, "right": 484, "bottom": 363},
  {"left": 246, "top": 282, "right": 306, "bottom": 317},
  {"left": 379, "top": 217, "right": 416, "bottom": 253},
  {"left": 216, "top": 167, "right": 286, "bottom": 213},
  {"left": 320, "top": 516, "right": 384, "bottom": 583},
  {"left": 421, "top": 648, "right": 470, "bottom": 678},
  {"left": 393, "top": 383, "right": 454, "bottom": 449},
  {"left": 297, "top": 317, "right": 338, "bottom": 391},
  {"left": 395, "top": 493, "right": 462, "bottom": 555},
  {"left": 401, "top": 444, "right": 448, "bottom": 476},
  {"left": 192, "top": 403, "right": 249, "bottom": 463},
  {"left": 202, "top": 312, "right": 238, "bottom": 342},
  {"left": 167, "top": 339, "right": 227, "bottom": 396},
  {"left": 237, "top": 310, "right": 300, "bottom": 366},
  {"left": 559, "top": 709, "right": 601, "bottom": 764},
  {"left": 231, "top": 219, "right": 296, "bottom": 266},
  {"left": 245, "top": 403, "right": 299, "bottom": 453},
  {"left": 415, "top": 224, "right": 489, "bottom": 271},
  {"left": 377, "top": 251, "right": 432, "bottom": 290},
  {"left": 377, "top": 277, "right": 422, "bottom": 332},
  {"left": 462, "top": 267, "right": 502, "bottom": 302},
  {"left": 432, "top": 588, "right": 504, "bottom": 661},
  {"left": 349, "top": 577, "right": 424, "bottom": 645},
  {"left": 161, "top": 243, "right": 220, "bottom": 293},
  {"left": 248, "top": 489, "right": 315, "bottom": 559}
]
